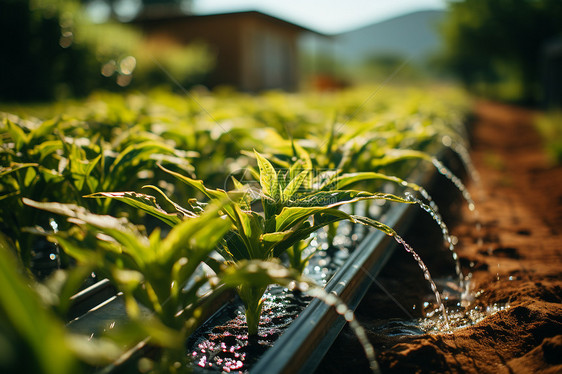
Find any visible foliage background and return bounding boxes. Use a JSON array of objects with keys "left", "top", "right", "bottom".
[{"left": 0, "top": 0, "right": 214, "bottom": 102}]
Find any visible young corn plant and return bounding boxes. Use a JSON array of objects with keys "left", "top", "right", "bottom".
[
  {"left": 90, "top": 151, "right": 414, "bottom": 335},
  {"left": 253, "top": 140, "right": 431, "bottom": 251},
  {"left": 23, "top": 199, "right": 232, "bottom": 346},
  {"left": 0, "top": 114, "right": 194, "bottom": 273}
]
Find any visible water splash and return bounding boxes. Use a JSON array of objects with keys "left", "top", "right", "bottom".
[
  {"left": 393, "top": 235, "right": 450, "bottom": 330},
  {"left": 405, "top": 192, "right": 463, "bottom": 287},
  {"left": 420, "top": 302, "right": 510, "bottom": 332}
]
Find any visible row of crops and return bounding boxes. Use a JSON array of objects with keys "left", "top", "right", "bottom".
[{"left": 0, "top": 85, "right": 471, "bottom": 373}]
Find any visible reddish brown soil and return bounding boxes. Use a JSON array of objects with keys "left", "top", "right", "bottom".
[{"left": 318, "top": 101, "right": 562, "bottom": 373}]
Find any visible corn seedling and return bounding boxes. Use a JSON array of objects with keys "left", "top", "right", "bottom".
[{"left": 23, "top": 199, "right": 231, "bottom": 346}]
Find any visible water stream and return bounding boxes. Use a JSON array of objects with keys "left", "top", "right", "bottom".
[
  {"left": 431, "top": 158, "right": 477, "bottom": 214},
  {"left": 393, "top": 234, "right": 451, "bottom": 331},
  {"left": 404, "top": 192, "right": 463, "bottom": 287},
  {"left": 441, "top": 135, "right": 481, "bottom": 186}
]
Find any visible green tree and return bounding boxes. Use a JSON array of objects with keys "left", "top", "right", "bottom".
[
  {"left": 80, "top": 0, "right": 192, "bottom": 20},
  {"left": 441, "top": 0, "right": 562, "bottom": 104},
  {"left": 0, "top": 0, "right": 114, "bottom": 101}
]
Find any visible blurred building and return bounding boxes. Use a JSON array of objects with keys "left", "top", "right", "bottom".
[{"left": 132, "top": 10, "right": 318, "bottom": 92}]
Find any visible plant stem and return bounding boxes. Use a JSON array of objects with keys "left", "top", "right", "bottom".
[{"left": 238, "top": 284, "right": 267, "bottom": 336}]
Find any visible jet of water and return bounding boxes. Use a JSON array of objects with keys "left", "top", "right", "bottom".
[{"left": 393, "top": 234, "right": 451, "bottom": 331}]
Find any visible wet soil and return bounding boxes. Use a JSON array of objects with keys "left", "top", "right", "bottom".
[{"left": 317, "top": 101, "right": 562, "bottom": 373}]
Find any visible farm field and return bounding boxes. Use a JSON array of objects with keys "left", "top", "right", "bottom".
[
  {"left": 2, "top": 86, "right": 562, "bottom": 373},
  {"left": 0, "top": 85, "right": 474, "bottom": 373},
  {"left": 3, "top": 0, "right": 562, "bottom": 372}
]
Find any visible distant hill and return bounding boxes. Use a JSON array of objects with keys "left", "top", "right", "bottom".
[{"left": 333, "top": 10, "right": 447, "bottom": 64}]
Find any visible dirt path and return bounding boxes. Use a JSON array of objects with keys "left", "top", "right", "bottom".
[{"left": 318, "top": 101, "right": 562, "bottom": 373}]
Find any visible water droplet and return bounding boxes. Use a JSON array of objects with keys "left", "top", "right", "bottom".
[{"left": 49, "top": 218, "right": 59, "bottom": 232}]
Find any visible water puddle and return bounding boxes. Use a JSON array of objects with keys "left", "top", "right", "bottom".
[
  {"left": 370, "top": 302, "right": 510, "bottom": 339},
  {"left": 420, "top": 302, "right": 510, "bottom": 333},
  {"left": 415, "top": 277, "right": 509, "bottom": 333}
]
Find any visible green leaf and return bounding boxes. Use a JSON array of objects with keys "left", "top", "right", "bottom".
[
  {"left": 104, "top": 141, "right": 177, "bottom": 191},
  {"left": 4, "top": 119, "right": 30, "bottom": 151},
  {"left": 0, "top": 234, "right": 79, "bottom": 374},
  {"left": 23, "top": 164, "right": 37, "bottom": 187},
  {"left": 291, "top": 143, "right": 313, "bottom": 189},
  {"left": 275, "top": 191, "right": 410, "bottom": 232},
  {"left": 274, "top": 206, "right": 331, "bottom": 232},
  {"left": 331, "top": 172, "right": 421, "bottom": 192},
  {"left": 158, "top": 164, "right": 227, "bottom": 201},
  {"left": 29, "top": 118, "right": 61, "bottom": 147},
  {"left": 86, "top": 191, "right": 185, "bottom": 227},
  {"left": 351, "top": 215, "right": 397, "bottom": 236},
  {"left": 230, "top": 176, "right": 252, "bottom": 210},
  {"left": 230, "top": 205, "right": 264, "bottom": 260},
  {"left": 254, "top": 150, "right": 279, "bottom": 200},
  {"left": 371, "top": 149, "right": 432, "bottom": 167},
  {"left": 83, "top": 154, "right": 102, "bottom": 192},
  {"left": 157, "top": 203, "right": 231, "bottom": 266},
  {"left": 222, "top": 232, "right": 252, "bottom": 261},
  {"left": 298, "top": 190, "right": 411, "bottom": 206},
  {"left": 282, "top": 169, "right": 310, "bottom": 202},
  {"left": 219, "top": 260, "right": 300, "bottom": 290},
  {"left": 143, "top": 185, "right": 202, "bottom": 216},
  {"left": 0, "top": 163, "right": 38, "bottom": 177},
  {"left": 23, "top": 199, "right": 150, "bottom": 266},
  {"left": 32, "top": 140, "right": 63, "bottom": 163},
  {"left": 261, "top": 229, "right": 295, "bottom": 243}
]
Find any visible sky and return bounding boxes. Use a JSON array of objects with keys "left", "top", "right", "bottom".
[{"left": 192, "top": 0, "right": 447, "bottom": 34}]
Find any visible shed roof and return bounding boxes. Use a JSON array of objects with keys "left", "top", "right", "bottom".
[{"left": 132, "top": 10, "right": 325, "bottom": 36}]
